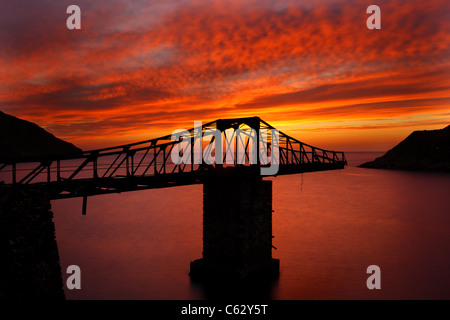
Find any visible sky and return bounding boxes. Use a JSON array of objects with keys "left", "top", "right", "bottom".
[{"left": 0, "top": 0, "right": 449, "bottom": 151}]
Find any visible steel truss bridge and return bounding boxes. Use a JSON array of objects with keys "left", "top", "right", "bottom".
[{"left": 0, "top": 117, "right": 347, "bottom": 203}]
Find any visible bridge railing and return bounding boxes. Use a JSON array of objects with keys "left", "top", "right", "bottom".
[{"left": 0, "top": 117, "right": 346, "bottom": 187}]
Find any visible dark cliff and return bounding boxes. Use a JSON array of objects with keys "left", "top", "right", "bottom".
[
  {"left": 359, "top": 125, "right": 450, "bottom": 172},
  {"left": 0, "top": 111, "right": 82, "bottom": 161}
]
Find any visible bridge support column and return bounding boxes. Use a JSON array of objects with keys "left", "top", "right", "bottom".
[
  {"left": 0, "top": 186, "right": 65, "bottom": 300},
  {"left": 190, "top": 167, "right": 279, "bottom": 280}
]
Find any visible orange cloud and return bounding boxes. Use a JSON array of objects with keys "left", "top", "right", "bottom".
[{"left": 0, "top": 0, "right": 449, "bottom": 151}]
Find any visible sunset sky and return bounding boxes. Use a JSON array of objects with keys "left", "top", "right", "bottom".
[{"left": 1, "top": 0, "right": 449, "bottom": 151}]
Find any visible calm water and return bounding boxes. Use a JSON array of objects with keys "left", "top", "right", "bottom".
[{"left": 52, "top": 152, "right": 450, "bottom": 299}]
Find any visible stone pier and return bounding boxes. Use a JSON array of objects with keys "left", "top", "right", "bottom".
[
  {"left": 0, "top": 185, "right": 65, "bottom": 300},
  {"left": 190, "top": 167, "right": 279, "bottom": 279}
]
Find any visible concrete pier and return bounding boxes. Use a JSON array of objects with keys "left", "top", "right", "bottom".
[
  {"left": 190, "top": 167, "right": 279, "bottom": 279},
  {"left": 0, "top": 186, "right": 65, "bottom": 300}
]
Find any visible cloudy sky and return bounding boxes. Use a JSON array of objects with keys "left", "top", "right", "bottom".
[{"left": 1, "top": 0, "right": 449, "bottom": 151}]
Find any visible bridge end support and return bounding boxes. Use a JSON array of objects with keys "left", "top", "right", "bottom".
[
  {"left": 0, "top": 185, "right": 65, "bottom": 300},
  {"left": 190, "top": 167, "right": 279, "bottom": 281}
]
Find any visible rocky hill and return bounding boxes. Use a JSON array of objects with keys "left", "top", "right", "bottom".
[
  {"left": 0, "top": 111, "right": 82, "bottom": 161},
  {"left": 359, "top": 125, "right": 450, "bottom": 172}
]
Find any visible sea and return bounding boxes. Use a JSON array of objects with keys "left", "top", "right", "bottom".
[{"left": 50, "top": 152, "right": 450, "bottom": 300}]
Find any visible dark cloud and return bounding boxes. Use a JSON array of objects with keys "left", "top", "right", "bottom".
[
  {"left": 280, "top": 97, "right": 450, "bottom": 119},
  {"left": 236, "top": 78, "right": 450, "bottom": 109}
]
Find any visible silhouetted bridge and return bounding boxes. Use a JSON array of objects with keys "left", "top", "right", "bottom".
[
  {"left": 0, "top": 117, "right": 346, "bottom": 200},
  {"left": 0, "top": 116, "right": 346, "bottom": 284}
]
